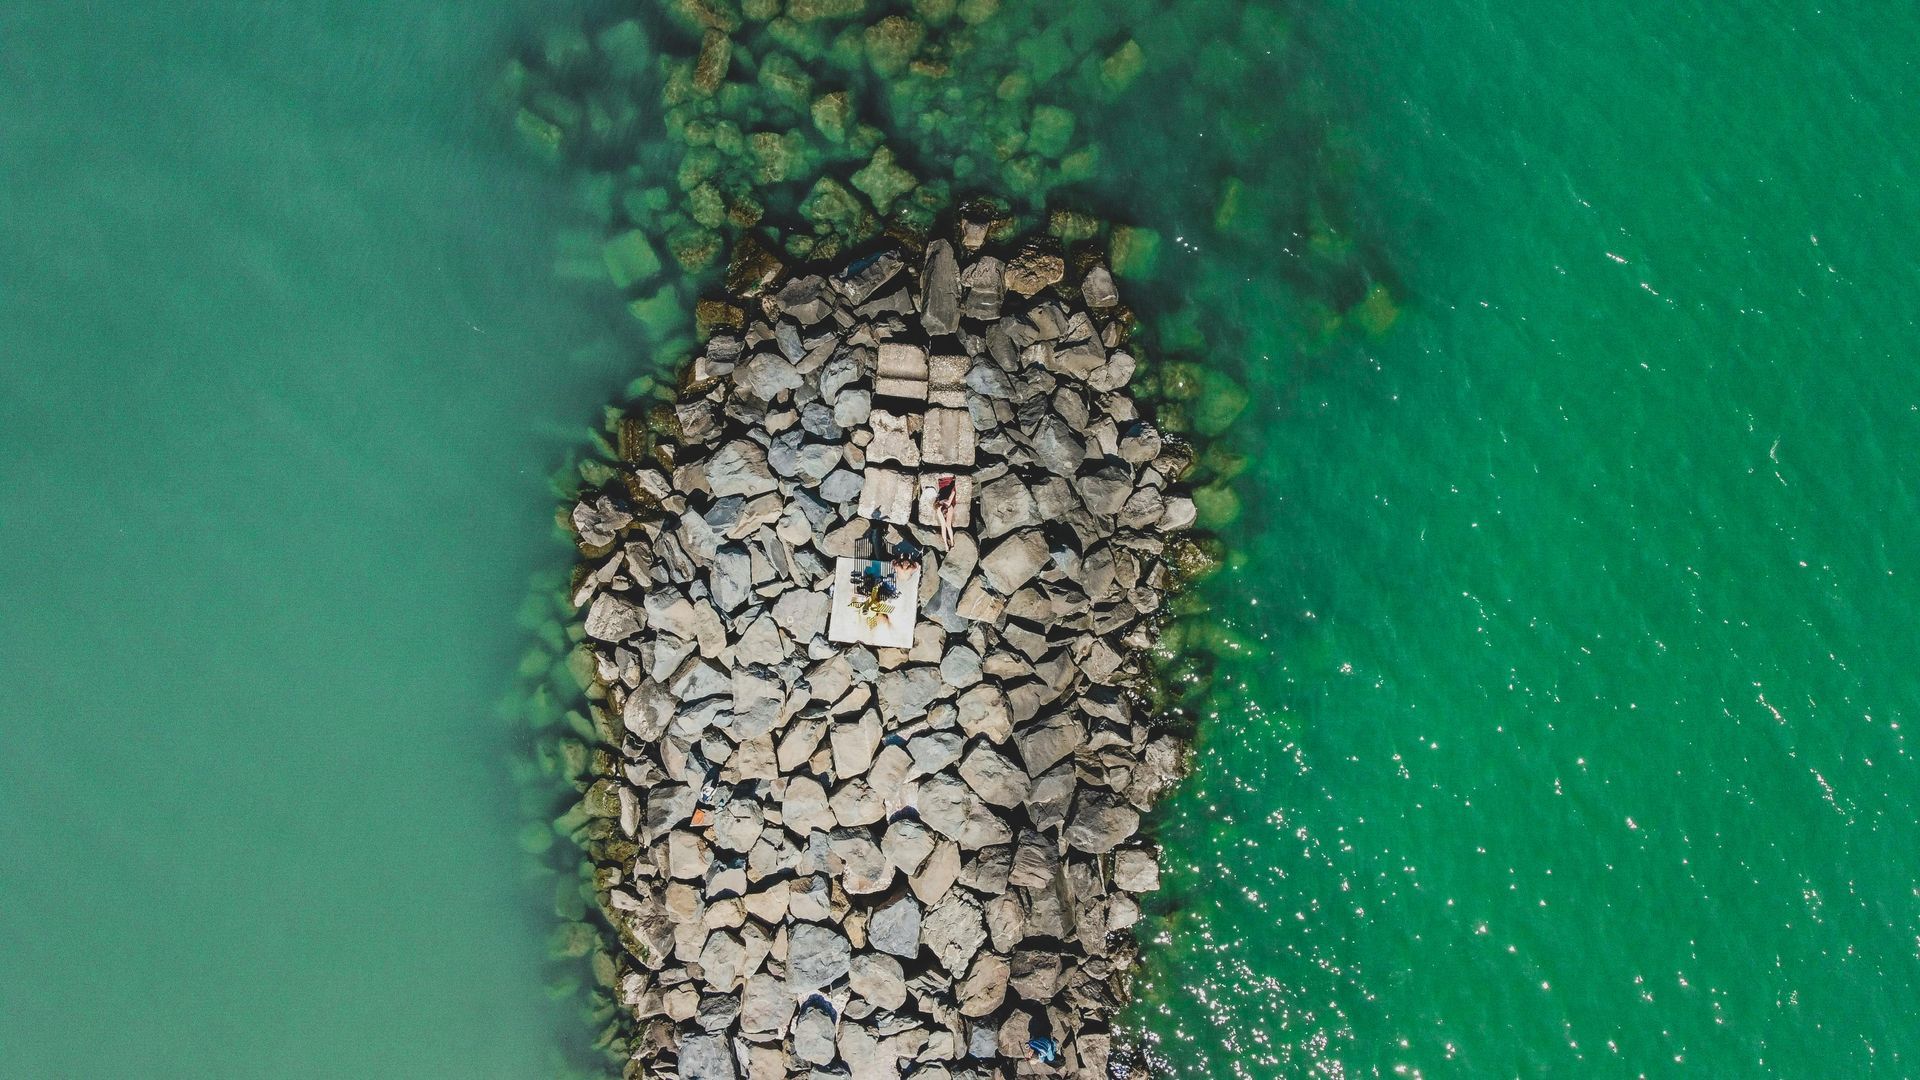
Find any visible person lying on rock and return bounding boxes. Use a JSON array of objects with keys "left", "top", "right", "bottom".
[{"left": 932, "top": 474, "right": 958, "bottom": 548}]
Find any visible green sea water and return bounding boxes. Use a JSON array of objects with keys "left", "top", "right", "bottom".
[
  {"left": 1128, "top": 2, "right": 1920, "bottom": 1077},
  {"left": 5, "top": 1, "right": 1919, "bottom": 1078}
]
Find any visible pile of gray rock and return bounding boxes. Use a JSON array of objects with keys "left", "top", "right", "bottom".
[{"left": 567, "top": 230, "right": 1199, "bottom": 1078}]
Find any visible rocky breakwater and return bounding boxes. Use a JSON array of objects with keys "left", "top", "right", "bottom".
[{"left": 567, "top": 229, "right": 1208, "bottom": 1079}]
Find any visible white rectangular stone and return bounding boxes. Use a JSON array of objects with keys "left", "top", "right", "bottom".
[
  {"left": 919, "top": 407, "right": 976, "bottom": 467},
  {"left": 874, "top": 342, "right": 928, "bottom": 401},
  {"left": 866, "top": 409, "right": 920, "bottom": 467},
  {"left": 858, "top": 466, "right": 916, "bottom": 524},
  {"left": 927, "top": 354, "right": 969, "bottom": 407}
]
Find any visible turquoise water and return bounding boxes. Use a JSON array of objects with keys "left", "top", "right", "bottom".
[
  {"left": 1131, "top": 2, "right": 1920, "bottom": 1077},
  {"left": 0, "top": 2, "right": 624, "bottom": 1075},
  {"left": 7, "top": 1, "right": 1920, "bottom": 1077}
]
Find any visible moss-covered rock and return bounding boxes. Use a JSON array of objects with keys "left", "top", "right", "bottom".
[
  {"left": 668, "top": 223, "right": 723, "bottom": 273},
  {"left": 747, "top": 129, "right": 810, "bottom": 184},
  {"left": 601, "top": 230, "right": 661, "bottom": 290},
  {"left": 515, "top": 108, "right": 567, "bottom": 162},
  {"left": 1352, "top": 282, "right": 1401, "bottom": 337},
  {"left": 788, "top": 0, "right": 866, "bottom": 21},
  {"left": 676, "top": 146, "right": 724, "bottom": 192},
  {"left": 758, "top": 52, "right": 815, "bottom": 112},
  {"left": 956, "top": 0, "right": 999, "bottom": 26},
  {"left": 594, "top": 20, "right": 652, "bottom": 82},
  {"left": 686, "top": 182, "right": 727, "bottom": 228},
  {"left": 1110, "top": 225, "right": 1161, "bottom": 279},
  {"left": 850, "top": 146, "right": 918, "bottom": 214},
  {"left": 549, "top": 920, "right": 599, "bottom": 959},
  {"left": 1047, "top": 208, "right": 1099, "bottom": 243},
  {"left": 811, "top": 90, "right": 853, "bottom": 143},
  {"left": 668, "top": 0, "right": 743, "bottom": 33},
  {"left": 1192, "top": 482, "right": 1242, "bottom": 530},
  {"left": 1101, "top": 38, "right": 1145, "bottom": 94},
  {"left": 626, "top": 285, "right": 684, "bottom": 339},
  {"left": 800, "top": 175, "right": 865, "bottom": 233},
  {"left": 1191, "top": 372, "right": 1250, "bottom": 436},
  {"left": 1058, "top": 143, "right": 1099, "bottom": 184},
  {"left": 1212, "top": 176, "right": 1245, "bottom": 232},
  {"left": 519, "top": 821, "right": 557, "bottom": 854},
  {"left": 1027, "top": 103, "right": 1077, "bottom": 159},
  {"left": 864, "top": 15, "right": 925, "bottom": 77},
  {"left": 691, "top": 30, "right": 732, "bottom": 95},
  {"left": 620, "top": 187, "right": 670, "bottom": 227},
  {"left": 1014, "top": 27, "right": 1074, "bottom": 84}
]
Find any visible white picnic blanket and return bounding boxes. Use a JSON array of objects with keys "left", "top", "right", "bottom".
[{"left": 826, "top": 557, "right": 920, "bottom": 649}]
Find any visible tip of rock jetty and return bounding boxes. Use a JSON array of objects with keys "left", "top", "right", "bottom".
[{"left": 569, "top": 231, "right": 1200, "bottom": 1079}]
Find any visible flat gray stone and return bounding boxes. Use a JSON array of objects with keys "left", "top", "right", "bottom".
[
  {"left": 737, "top": 351, "right": 803, "bottom": 400},
  {"left": 827, "top": 825, "right": 891, "bottom": 892},
  {"left": 1115, "top": 848, "right": 1162, "bottom": 892},
  {"left": 849, "top": 951, "right": 907, "bottom": 1010},
  {"left": 906, "top": 730, "right": 964, "bottom": 777},
  {"left": 979, "top": 529, "right": 1050, "bottom": 595},
  {"left": 583, "top": 593, "right": 644, "bottom": 642},
  {"left": 910, "top": 840, "right": 962, "bottom": 905},
  {"left": 739, "top": 971, "right": 793, "bottom": 1035},
  {"left": 958, "top": 743, "right": 1031, "bottom": 809},
  {"left": 869, "top": 892, "right": 923, "bottom": 959},
  {"left": 882, "top": 817, "right": 937, "bottom": 876},
  {"left": 957, "top": 952, "right": 1009, "bottom": 1017},
  {"left": 1014, "top": 714, "right": 1084, "bottom": 775},
  {"left": 918, "top": 772, "right": 1012, "bottom": 849},
  {"left": 976, "top": 474, "right": 1039, "bottom": 539},
  {"left": 787, "top": 921, "right": 852, "bottom": 996},
  {"left": 955, "top": 684, "right": 1011, "bottom": 744},
  {"left": 938, "top": 645, "right": 982, "bottom": 689},
  {"left": 920, "top": 892, "right": 986, "bottom": 974},
  {"left": 1082, "top": 264, "right": 1119, "bottom": 307},
  {"left": 1074, "top": 457, "right": 1133, "bottom": 517},
  {"left": 829, "top": 779, "right": 886, "bottom": 829},
  {"left": 792, "top": 1002, "right": 838, "bottom": 1066},
  {"left": 1065, "top": 787, "right": 1140, "bottom": 854},
  {"left": 782, "top": 776, "right": 835, "bottom": 834},
  {"left": 920, "top": 240, "right": 961, "bottom": 336},
  {"left": 706, "top": 439, "right": 777, "bottom": 499},
  {"left": 571, "top": 495, "right": 631, "bottom": 547},
  {"left": 877, "top": 665, "right": 944, "bottom": 722},
  {"left": 773, "top": 587, "right": 831, "bottom": 642},
  {"left": 677, "top": 1032, "right": 737, "bottom": 1079}
]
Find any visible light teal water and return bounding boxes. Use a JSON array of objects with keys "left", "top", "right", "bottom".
[
  {"left": 0, "top": 2, "right": 628, "bottom": 1075},
  {"left": 6, "top": 1, "right": 1919, "bottom": 1078}
]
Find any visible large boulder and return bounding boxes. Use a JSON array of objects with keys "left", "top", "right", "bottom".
[
  {"left": 787, "top": 922, "right": 852, "bottom": 996},
  {"left": 958, "top": 743, "right": 1031, "bottom": 809},
  {"left": 868, "top": 892, "right": 923, "bottom": 958},
  {"left": 1064, "top": 787, "right": 1140, "bottom": 854},
  {"left": 706, "top": 439, "right": 777, "bottom": 498},
  {"left": 677, "top": 1033, "right": 737, "bottom": 1079}
]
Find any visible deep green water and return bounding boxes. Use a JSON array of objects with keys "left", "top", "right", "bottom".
[
  {"left": 1129, "top": 3, "right": 1920, "bottom": 1077},
  {"left": 6, "top": 1, "right": 1919, "bottom": 1078}
]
